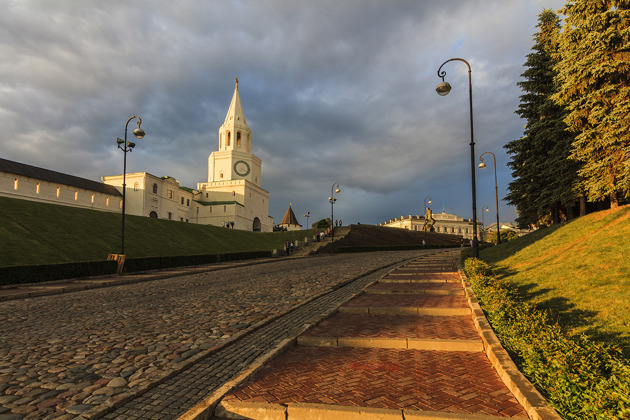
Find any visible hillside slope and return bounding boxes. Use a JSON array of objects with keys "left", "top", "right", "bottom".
[
  {"left": 480, "top": 205, "right": 630, "bottom": 355},
  {"left": 0, "top": 196, "right": 312, "bottom": 266}
]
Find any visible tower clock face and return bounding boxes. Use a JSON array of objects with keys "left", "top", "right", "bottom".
[{"left": 234, "top": 160, "right": 251, "bottom": 176}]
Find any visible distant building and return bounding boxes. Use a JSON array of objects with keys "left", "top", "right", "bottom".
[
  {"left": 1, "top": 79, "right": 274, "bottom": 232},
  {"left": 379, "top": 210, "right": 477, "bottom": 239},
  {"left": 278, "top": 204, "right": 302, "bottom": 231}
]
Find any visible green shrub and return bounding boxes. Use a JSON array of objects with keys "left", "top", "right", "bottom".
[{"left": 464, "top": 258, "right": 630, "bottom": 419}]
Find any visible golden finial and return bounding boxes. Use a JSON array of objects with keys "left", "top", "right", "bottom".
[{"left": 235, "top": 77, "right": 239, "bottom": 89}]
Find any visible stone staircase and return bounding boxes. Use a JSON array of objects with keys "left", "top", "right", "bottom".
[
  {"left": 214, "top": 251, "right": 535, "bottom": 419},
  {"left": 289, "top": 226, "right": 351, "bottom": 257}
]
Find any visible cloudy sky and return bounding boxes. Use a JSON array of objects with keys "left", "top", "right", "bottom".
[{"left": 1, "top": 0, "right": 566, "bottom": 227}]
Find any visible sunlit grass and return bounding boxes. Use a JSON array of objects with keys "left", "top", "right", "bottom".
[
  {"left": 480, "top": 205, "right": 630, "bottom": 355},
  {"left": 0, "top": 196, "right": 314, "bottom": 266}
]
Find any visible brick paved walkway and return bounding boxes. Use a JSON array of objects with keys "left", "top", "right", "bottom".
[
  {"left": 216, "top": 252, "right": 535, "bottom": 419},
  {"left": 0, "top": 250, "right": 430, "bottom": 419}
]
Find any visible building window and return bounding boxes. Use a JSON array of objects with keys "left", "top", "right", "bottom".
[
  {"left": 91, "top": 194, "right": 95, "bottom": 203},
  {"left": 106, "top": 197, "right": 109, "bottom": 206},
  {"left": 168, "top": 190, "right": 173, "bottom": 199},
  {"left": 168, "top": 212, "right": 173, "bottom": 220},
  {"left": 120, "top": 200, "right": 123, "bottom": 209},
  {"left": 206, "top": 193, "right": 209, "bottom": 198},
  {"left": 149, "top": 211, "right": 158, "bottom": 218},
  {"left": 465, "top": 228, "right": 469, "bottom": 234},
  {"left": 57, "top": 186, "right": 61, "bottom": 198},
  {"left": 181, "top": 197, "right": 184, "bottom": 205},
  {"left": 74, "top": 191, "right": 78, "bottom": 200},
  {"left": 36, "top": 182, "right": 40, "bottom": 194},
  {"left": 14, "top": 178, "right": 18, "bottom": 190},
  {"left": 153, "top": 183, "right": 158, "bottom": 194},
  {"left": 134, "top": 182, "right": 139, "bottom": 191},
  {"left": 219, "top": 171, "right": 223, "bottom": 179},
  {"left": 186, "top": 219, "right": 189, "bottom": 223},
  {"left": 458, "top": 227, "right": 462, "bottom": 234},
  {"left": 180, "top": 217, "right": 184, "bottom": 222},
  {"left": 187, "top": 199, "right": 190, "bottom": 206},
  {"left": 209, "top": 207, "right": 212, "bottom": 213},
  {"left": 232, "top": 191, "right": 236, "bottom": 196},
  {"left": 224, "top": 205, "right": 226, "bottom": 212}
]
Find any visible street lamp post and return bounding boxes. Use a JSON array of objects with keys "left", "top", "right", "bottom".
[
  {"left": 436, "top": 58, "right": 479, "bottom": 258},
  {"left": 117, "top": 116, "right": 145, "bottom": 255},
  {"left": 303, "top": 211, "right": 310, "bottom": 230},
  {"left": 481, "top": 205, "right": 489, "bottom": 242},
  {"left": 424, "top": 195, "right": 433, "bottom": 213},
  {"left": 329, "top": 182, "right": 341, "bottom": 253},
  {"left": 479, "top": 151, "right": 501, "bottom": 244}
]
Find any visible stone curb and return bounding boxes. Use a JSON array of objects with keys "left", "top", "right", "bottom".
[
  {"left": 216, "top": 401, "right": 517, "bottom": 420},
  {"left": 338, "top": 306, "right": 470, "bottom": 316},
  {"left": 457, "top": 265, "right": 562, "bottom": 420},
  {"left": 364, "top": 289, "right": 462, "bottom": 296},
  {"left": 0, "top": 257, "right": 282, "bottom": 302},
  {"left": 297, "top": 336, "right": 483, "bottom": 352}
]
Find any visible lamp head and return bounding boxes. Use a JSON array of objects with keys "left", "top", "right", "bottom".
[
  {"left": 128, "top": 142, "right": 136, "bottom": 149},
  {"left": 133, "top": 127, "right": 145, "bottom": 139},
  {"left": 478, "top": 162, "right": 487, "bottom": 169},
  {"left": 116, "top": 137, "right": 124, "bottom": 145},
  {"left": 436, "top": 81, "right": 451, "bottom": 96},
  {"left": 486, "top": 208, "right": 490, "bottom": 212},
  {"left": 335, "top": 188, "right": 341, "bottom": 194},
  {"left": 428, "top": 200, "right": 432, "bottom": 205}
]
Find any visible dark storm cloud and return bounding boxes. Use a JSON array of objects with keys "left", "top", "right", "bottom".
[{"left": 0, "top": 0, "right": 565, "bottom": 225}]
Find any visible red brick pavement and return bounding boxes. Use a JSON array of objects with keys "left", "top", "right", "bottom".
[
  {"left": 381, "top": 272, "right": 461, "bottom": 281},
  {"left": 342, "top": 293, "right": 469, "bottom": 309},
  {"left": 366, "top": 281, "right": 463, "bottom": 293},
  {"left": 223, "top": 346, "right": 528, "bottom": 418},
  {"left": 301, "top": 313, "right": 481, "bottom": 341}
]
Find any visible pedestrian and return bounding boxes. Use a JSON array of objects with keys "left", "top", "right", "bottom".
[
  {"left": 422, "top": 239, "right": 426, "bottom": 249},
  {"left": 222, "top": 221, "right": 226, "bottom": 228},
  {"left": 285, "top": 241, "right": 290, "bottom": 255},
  {"left": 290, "top": 241, "right": 295, "bottom": 254},
  {"left": 230, "top": 221, "right": 234, "bottom": 229},
  {"left": 316, "top": 231, "right": 320, "bottom": 242},
  {"left": 339, "top": 220, "right": 342, "bottom": 226}
]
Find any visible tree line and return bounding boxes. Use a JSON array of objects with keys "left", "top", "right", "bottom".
[{"left": 505, "top": 1, "right": 629, "bottom": 228}]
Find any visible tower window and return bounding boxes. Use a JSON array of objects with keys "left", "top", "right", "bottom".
[
  {"left": 226, "top": 132, "right": 231, "bottom": 146},
  {"left": 237, "top": 131, "right": 241, "bottom": 147},
  {"left": 153, "top": 183, "right": 158, "bottom": 194}
]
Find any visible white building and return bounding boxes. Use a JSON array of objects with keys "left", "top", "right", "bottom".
[
  {"left": 0, "top": 157, "right": 123, "bottom": 212},
  {"left": 379, "top": 210, "right": 478, "bottom": 240},
  {"left": 2, "top": 79, "right": 274, "bottom": 232}
]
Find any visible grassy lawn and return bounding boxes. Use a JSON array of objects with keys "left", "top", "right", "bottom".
[
  {"left": 0, "top": 196, "right": 314, "bottom": 266},
  {"left": 480, "top": 205, "right": 630, "bottom": 356}
]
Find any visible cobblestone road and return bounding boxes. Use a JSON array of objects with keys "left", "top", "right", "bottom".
[{"left": 0, "top": 251, "right": 430, "bottom": 419}]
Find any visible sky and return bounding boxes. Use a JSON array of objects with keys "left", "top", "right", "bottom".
[{"left": 1, "top": 0, "right": 567, "bottom": 228}]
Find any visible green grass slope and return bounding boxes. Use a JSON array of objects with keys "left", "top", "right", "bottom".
[
  {"left": 0, "top": 196, "right": 314, "bottom": 266},
  {"left": 480, "top": 205, "right": 630, "bottom": 355}
]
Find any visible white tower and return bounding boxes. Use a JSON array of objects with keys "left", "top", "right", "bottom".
[
  {"left": 208, "top": 77, "right": 262, "bottom": 186},
  {"left": 197, "top": 78, "right": 272, "bottom": 232}
]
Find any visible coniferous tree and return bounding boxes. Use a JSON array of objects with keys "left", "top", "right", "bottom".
[
  {"left": 553, "top": 0, "right": 630, "bottom": 208},
  {"left": 505, "top": 9, "right": 579, "bottom": 227}
]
